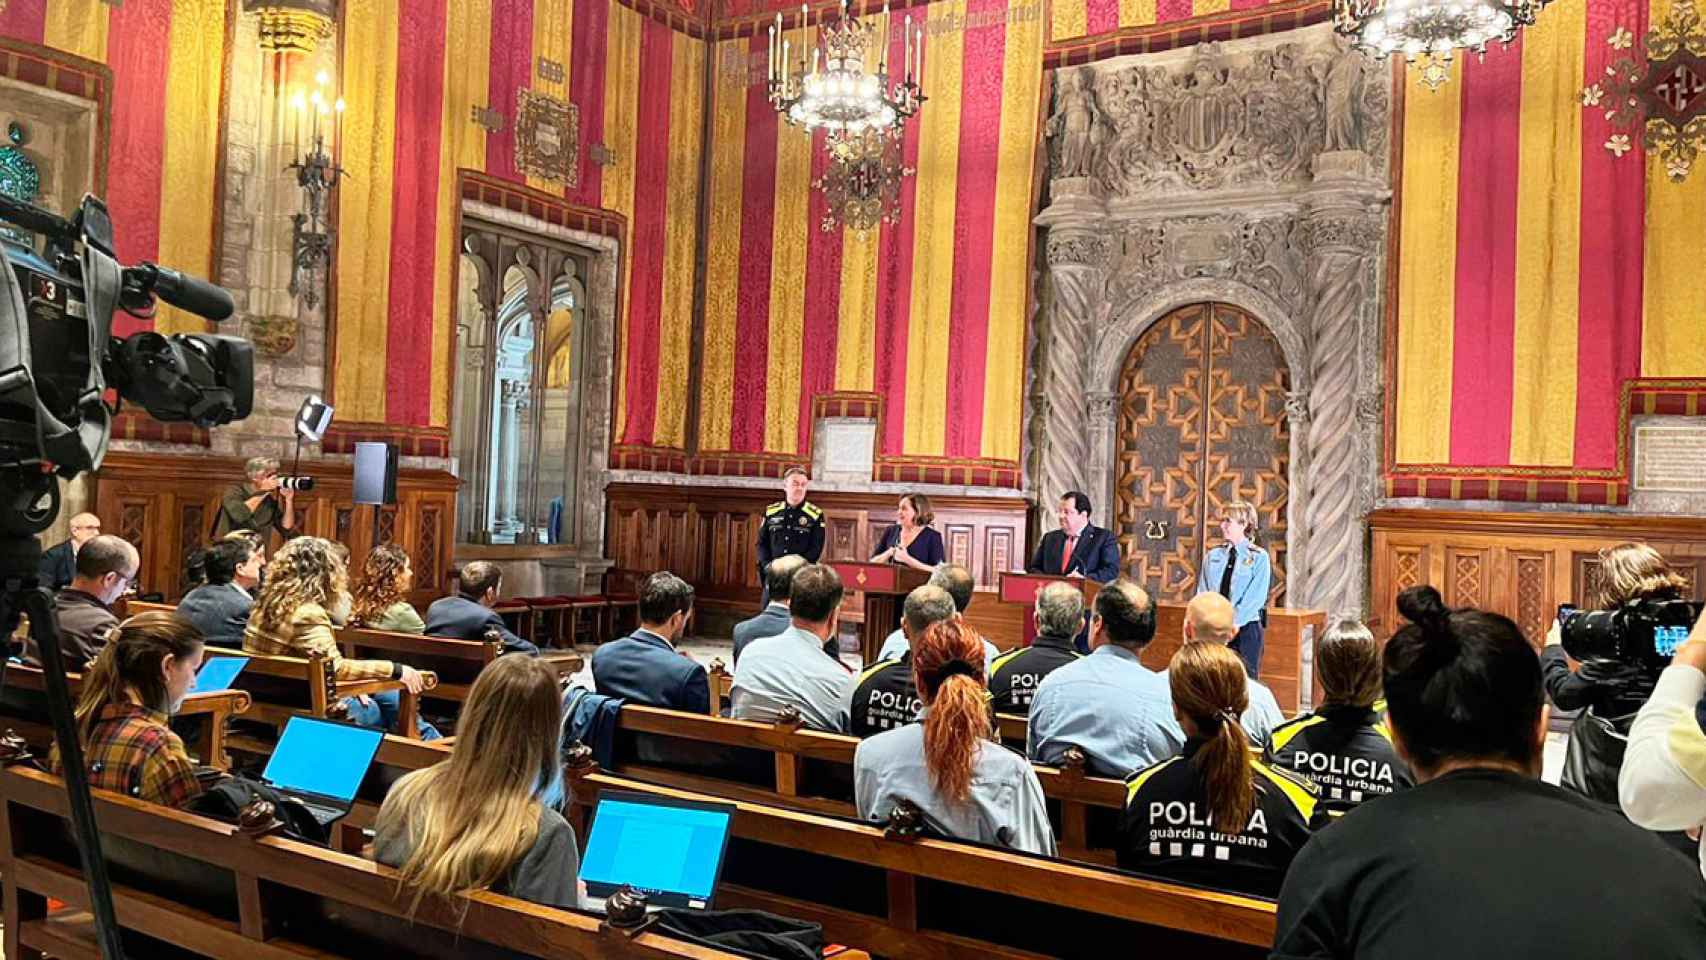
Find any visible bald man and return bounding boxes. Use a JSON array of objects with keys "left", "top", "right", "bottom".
[
  {"left": 1181, "top": 592, "right": 1285, "bottom": 747},
  {"left": 39, "top": 513, "right": 101, "bottom": 591}
]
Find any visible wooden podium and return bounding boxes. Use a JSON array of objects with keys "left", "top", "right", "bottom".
[
  {"left": 998, "top": 572, "right": 1103, "bottom": 606},
  {"left": 827, "top": 562, "right": 931, "bottom": 664}
]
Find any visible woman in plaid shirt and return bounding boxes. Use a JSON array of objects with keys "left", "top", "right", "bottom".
[
  {"left": 53, "top": 612, "right": 207, "bottom": 807},
  {"left": 243, "top": 536, "right": 433, "bottom": 737}
]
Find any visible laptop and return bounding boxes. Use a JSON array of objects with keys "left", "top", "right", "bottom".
[
  {"left": 259, "top": 716, "right": 385, "bottom": 828},
  {"left": 580, "top": 791, "right": 736, "bottom": 912},
  {"left": 194, "top": 655, "right": 248, "bottom": 692}
]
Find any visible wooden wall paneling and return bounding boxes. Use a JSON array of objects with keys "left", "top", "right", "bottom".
[
  {"left": 1510, "top": 550, "right": 1553, "bottom": 645},
  {"left": 1444, "top": 546, "right": 1489, "bottom": 610},
  {"left": 944, "top": 524, "right": 974, "bottom": 571}
]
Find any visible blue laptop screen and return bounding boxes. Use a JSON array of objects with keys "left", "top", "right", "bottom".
[
  {"left": 581, "top": 797, "right": 733, "bottom": 906},
  {"left": 194, "top": 656, "right": 248, "bottom": 692},
  {"left": 261, "top": 717, "right": 384, "bottom": 802}
]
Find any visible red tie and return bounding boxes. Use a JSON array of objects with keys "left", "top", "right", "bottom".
[{"left": 1061, "top": 535, "right": 1077, "bottom": 573}]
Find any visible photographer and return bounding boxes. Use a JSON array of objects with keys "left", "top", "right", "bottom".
[
  {"left": 213, "top": 456, "right": 297, "bottom": 541},
  {"left": 1543, "top": 543, "right": 1686, "bottom": 807},
  {"left": 1621, "top": 604, "right": 1706, "bottom": 876}
]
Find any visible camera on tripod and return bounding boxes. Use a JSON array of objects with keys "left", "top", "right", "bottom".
[{"left": 1560, "top": 597, "right": 1705, "bottom": 676}]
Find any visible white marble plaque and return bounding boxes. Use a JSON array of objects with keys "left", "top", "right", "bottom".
[
  {"left": 1633, "top": 423, "right": 1706, "bottom": 493},
  {"left": 814, "top": 419, "right": 876, "bottom": 481}
]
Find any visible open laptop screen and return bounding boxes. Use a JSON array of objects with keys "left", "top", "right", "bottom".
[
  {"left": 194, "top": 656, "right": 248, "bottom": 692},
  {"left": 262, "top": 716, "right": 385, "bottom": 803},
  {"left": 580, "top": 792, "right": 735, "bottom": 909}
]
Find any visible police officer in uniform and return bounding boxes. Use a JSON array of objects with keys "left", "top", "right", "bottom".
[
  {"left": 1195, "top": 500, "right": 1272, "bottom": 679},
  {"left": 989, "top": 581, "right": 1082, "bottom": 715},
  {"left": 1120, "top": 643, "right": 1322, "bottom": 898},
  {"left": 757, "top": 467, "right": 825, "bottom": 606},
  {"left": 841, "top": 584, "right": 957, "bottom": 737},
  {"left": 1266, "top": 619, "right": 1413, "bottom": 815}
]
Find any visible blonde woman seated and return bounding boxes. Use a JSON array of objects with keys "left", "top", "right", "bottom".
[
  {"left": 1120, "top": 643, "right": 1322, "bottom": 897},
  {"left": 54, "top": 612, "right": 208, "bottom": 808},
  {"left": 854, "top": 619, "right": 1056, "bottom": 856},
  {"left": 350, "top": 544, "right": 425, "bottom": 634},
  {"left": 243, "top": 536, "right": 436, "bottom": 738},
  {"left": 374, "top": 655, "right": 579, "bottom": 910}
]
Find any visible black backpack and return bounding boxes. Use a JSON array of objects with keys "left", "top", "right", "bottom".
[
  {"left": 186, "top": 775, "right": 330, "bottom": 846},
  {"left": 651, "top": 908, "right": 825, "bottom": 960}
]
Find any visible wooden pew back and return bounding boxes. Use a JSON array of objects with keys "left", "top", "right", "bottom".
[
  {"left": 0, "top": 764, "right": 753, "bottom": 960},
  {"left": 0, "top": 663, "right": 251, "bottom": 768}
]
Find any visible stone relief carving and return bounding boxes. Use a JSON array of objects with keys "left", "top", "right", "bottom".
[
  {"left": 1045, "top": 231, "right": 1110, "bottom": 267},
  {"left": 1109, "top": 216, "right": 1304, "bottom": 319},
  {"left": 1050, "top": 38, "right": 1391, "bottom": 194}
]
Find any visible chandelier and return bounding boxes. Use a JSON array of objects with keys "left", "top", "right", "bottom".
[
  {"left": 769, "top": 0, "right": 925, "bottom": 229},
  {"left": 1334, "top": 0, "right": 1547, "bottom": 89}
]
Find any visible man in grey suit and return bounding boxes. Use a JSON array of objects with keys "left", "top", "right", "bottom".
[
  {"left": 178, "top": 535, "right": 265, "bottom": 646},
  {"left": 733, "top": 554, "right": 807, "bottom": 666}
]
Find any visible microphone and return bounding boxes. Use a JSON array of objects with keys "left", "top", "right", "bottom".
[{"left": 130, "top": 262, "right": 236, "bottom": 321}]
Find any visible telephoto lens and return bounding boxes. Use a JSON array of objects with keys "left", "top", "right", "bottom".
[{"left": 277, "top": 476, "right": 315, "bottom": 492}]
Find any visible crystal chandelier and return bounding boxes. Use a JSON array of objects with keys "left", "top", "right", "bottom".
[
  {"left": 769, "top": 0, "right": 925, "bottom": 229},
  {"left": 1334, "top": 0, "right": 1547, "bottom": 89}
]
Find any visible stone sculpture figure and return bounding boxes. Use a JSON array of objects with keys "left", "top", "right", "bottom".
[
  {"left": 1048, "top": 67, "right": 1102, "bottom": 178},
  {"left": 1320, "top": 52, "right": 1362, "bottom": 152}
]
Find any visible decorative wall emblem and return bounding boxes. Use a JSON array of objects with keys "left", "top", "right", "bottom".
[
  {"left": 471, "top": 104, "right": 506, "bottom": 134},
  {"left": 1584, "top": 0, "right": 1706, "bottom": 180},
  {"left": 516, "top": 90, "right": 580, "bottom": 187},
  {"left": 1109, "top": 216, "right": 1305, "bottom": 317}
]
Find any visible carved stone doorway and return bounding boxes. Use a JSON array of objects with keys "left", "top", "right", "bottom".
[{"left": 1114, "top": 302, "right": 1290, "bottom": 605}]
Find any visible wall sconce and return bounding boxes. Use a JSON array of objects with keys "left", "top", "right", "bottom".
[{"left": 287, "top": 70, "right": 344, "bottom": 311}]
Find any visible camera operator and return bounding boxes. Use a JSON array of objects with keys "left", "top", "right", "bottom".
[
  {"left": 1543, "top": 543, "right": 1687, "bottom": 807},
  {"left": 213, "top": 456, "right": 297, "bottom": 541},
  {"left": 1621, "top": 604, "right": 1706, "bottom": 876}
]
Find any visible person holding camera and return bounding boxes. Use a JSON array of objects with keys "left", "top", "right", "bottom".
[
  {"left": 1543, "top": 543, "right": 1687, "bottom": 807},
  {"left": 213, "top": 456, "right": 298, "bottom": 541}
]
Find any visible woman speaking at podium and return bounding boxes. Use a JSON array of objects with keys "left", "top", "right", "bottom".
[
  {"left": 1196, "top": 500, "right": 1272, "bottom": 679},
  {"left": 870, "top": 493, "right": 945, "bottom": 571}
]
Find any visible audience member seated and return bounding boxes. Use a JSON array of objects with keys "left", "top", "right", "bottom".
[
  {"left": 1265, "top": 619, "right": 1412, "bottom": 814},
  {"left": 1121, "top": 643, "right": 1320, "bottom": 898},
  {"left": 855, "top": 619, "right": 1056, "bottom": 856},
  {"left": 179, "top": 533, "right": 264, "bottom": 643},
  {"left": 1274, "top": 586, "right": 1706, "bottom": 958},
  {"left": 349, "top": 544, "right": 425, "bottom": 634},
  {"left": 326, "top": 542, "right": 353, "bottom": 625},
  {"left": 38, "top": 511, "right": 100, "bottom": 591},
  {"left": 26, "top": 534, "right": 138, "bottom": 673},
  {"left": 1028, "top": 579, "right": 1182, "bottom": 777},
  {"left": 988, "top": 581, "right": 1083, "bottom": 715},
  {"left": 842, "top": 585, "right": 957, "bottom": 737},
  {"left": 375, "top": 655, "right": 579, "bottom": 911},
  {"left": 733, "top": 554, "right": 807, "bottom": 665},
  {"left": 244, "top": 536, "right": 436, "bottom": 739},
  {"left": 424, "top": 561, "right": 538, "bottom": 656},
  {"left": 52, "top": 611, "right": 208, "bottom": 808},
  {"left": 732, "top": 563, "right": 853, "bottom": 731},
  {"left": 1180, "top": 593, "right": 1284, "bottom": 746},
  {"left": 875, "top": 564, "right": 1000, "bottom": 672},
  {"left": 591, "top": 572, "right": 709, "bottom": 713}
]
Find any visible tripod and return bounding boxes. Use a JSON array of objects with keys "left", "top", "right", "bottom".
[{"left": 0, "top": 535, "right": 126, "bottom": 959}]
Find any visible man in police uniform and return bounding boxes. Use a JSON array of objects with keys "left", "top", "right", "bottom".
[
  {"left": 989, "top": 581, "right": 1083, "bottom": 715},
  {"left": 757, "top": 467, "right": 825, "bottom": 605},
  {"left": 842, "top": 585, "right": 957, "bottom": 737}
]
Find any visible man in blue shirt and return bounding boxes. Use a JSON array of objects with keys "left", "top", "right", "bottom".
[
  {"left": 875, "top": 564, "right": 1000, "bottom": 670},
  {"left": 591, "top": 571, "right": 710, "bottom": 713},
  {"left": 1027, "top": 578, "right": 1183, "bottom": 778},
  {"left": 732, "top": 563, "right": 854, "bottom": 731}
]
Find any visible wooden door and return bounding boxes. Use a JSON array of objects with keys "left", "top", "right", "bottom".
[{"left": 1113, "top": 302, "right": 1291, "bottom": 605}]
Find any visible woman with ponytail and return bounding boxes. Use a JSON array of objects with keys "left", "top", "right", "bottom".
[
  {"left": 853, "top": 619, "right": 1055, "bottom": 855},
  {"left": 51, "top": 611, "right": 207, "bottom": 808},
  {"left": 1272, "top": 586, "right": 1706, "bottom": 959},
  {"left": 1119, "top": 642, "right": 1319, "bottom": 897}
]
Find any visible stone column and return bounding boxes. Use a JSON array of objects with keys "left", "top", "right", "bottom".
[
  {"left": 495, "top": 380, "right": 529, "bottom": 537},
  {"left": 1033, "top": 179, "right": 1109, "bottom": 530},
  {"left": 1296, "top": 172, "right": 1385, "bottom": 621}
]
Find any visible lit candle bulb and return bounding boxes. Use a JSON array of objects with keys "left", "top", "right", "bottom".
[
  {"left": 768, "top": 24, "right": 776, "bottom": 80},
  {"left": 783, "top": 38, "right": 791, "bottom": 85},
  {"left": 904, "top": 14, "right": 911, "bottom": 80},
  {"left": 334, "top": 97, "right": 345, "bottom": 159}
]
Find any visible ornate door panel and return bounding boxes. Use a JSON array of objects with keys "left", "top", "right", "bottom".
[{"left": 1114, "top": 303, "right": 1290, "bottom": 605}]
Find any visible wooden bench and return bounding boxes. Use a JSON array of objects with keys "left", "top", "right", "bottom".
[
  {"left": 0, "top": 764, "right": 770, "bottom": 960},
  {"left": 204, "top": 645, "right": 437, "bottom": 740},
  {"left": 0, "top": 663, "right": 252, "bottom": 769},
  {"left": 334, "top": 623, "right": 583, "bottom": 705},
  {"left": 606, "top": 705, "right": 1127, "bottom": 865}
]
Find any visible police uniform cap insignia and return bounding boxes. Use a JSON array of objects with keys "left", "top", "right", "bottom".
[{"left": 765, "top": 501, "right": 786, "bottom": 515}]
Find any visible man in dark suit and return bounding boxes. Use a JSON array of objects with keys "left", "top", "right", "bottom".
[
  {"left": 592, "top": 572, "right": 710, "bottom": 713},
  {"left": 733, "top": 554, "right": 808, "bottom": 666},
  {"left": 38, "top": 512, "right": 101, "bottom": 591},
  {"left": 177, "top": 536, "right": 264, "bottom": 646},
  {"left": 423, "top": 561, "right": 538, "bottom": 656},
  {"left": 1027, "top": 491, "right": 1121, "bottom": 582}
]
